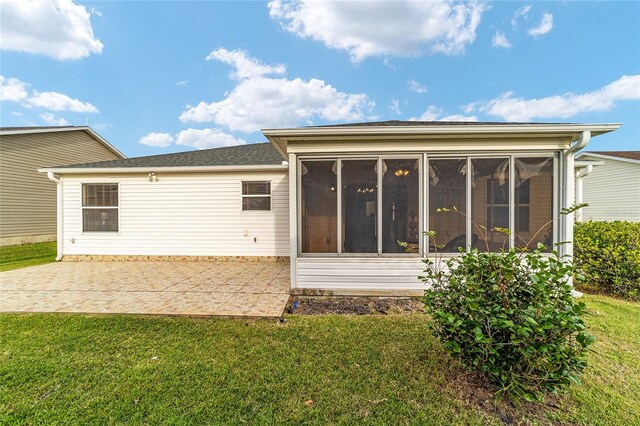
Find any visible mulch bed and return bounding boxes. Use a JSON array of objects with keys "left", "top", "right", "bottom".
[{"left": 286, "top": 296, "right": 424, "bottom": 315}]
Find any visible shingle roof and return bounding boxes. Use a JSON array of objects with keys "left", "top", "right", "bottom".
[
  {"left": 587, "top": 151, "right": 640, "bottom": 161},
  {"left": 51, "top": 142, "right": 283, "bottom": 169}
]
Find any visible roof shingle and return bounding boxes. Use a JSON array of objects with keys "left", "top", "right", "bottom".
[
  {"left": 50, "top": 142, "right": 283, "bottom": 169},
  {"left": 587, "top": 151, "right": 640, "bottom": 161}
]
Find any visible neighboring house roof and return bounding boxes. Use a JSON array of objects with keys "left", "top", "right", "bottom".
[
  {"left": 0, "top": 126, "right": 126, "bottom": 159},
  {"left": 40, "top": 142, "right": 285, "bottom": 173},
  {"left": 578, "top": 151, "right": 640, "bottom": 164}
]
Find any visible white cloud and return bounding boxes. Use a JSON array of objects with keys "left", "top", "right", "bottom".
[
  {"left": 389, "top": 99, "right": 401, "bottom": 115},
  {"left": 440, "top": 114, "right": 478, "bottom": 122},
  {"left": 492, "top": 31, "right": 512, "bottom": 49},
  {"left": 474, "top": 74, "right": 640, "bottom": 121},
  {"left": 139, "top": 132, "right": 174, "bottom": 148},
  {"left": 412, "top": 105, "right": 443, "bottom": 121},
  {"left": 180, "top": 49, "right": 373, "bottom": 132},
  {"left": 408, "top": 79, "right": 428, "bottom": 94},
  {"left": 26, "top": 91, "right": 99, "bottom": 113},
  {"left": 176, "top": 80, "right": 189, "bottom": 87},
  {"left": 0, "top": 0, "right": 103, "bottom": 60},
  {"left": 268, "top": 0, "right": 487, "bottom": 62},
  {"left": 1, "top": 75, "right": 100, "bottom": 113},
  {"left": 39, "top": 112, "right": 69, "bottom": 125},
  {"left": 410, "top": 105, "right": 477, "bottom": 122},
  {"left": 528, "top": 13, "right": 553, "bottom": 37},
  {"left": 0, "top": 75, "right": 28, "bottom": 101},
  {"left": 175, "top": 128, "right": 246, "bottom": 150},
  {"left": 91, "top": 122, "right": 112, "bottom": 131},
  {"left": 511, "top": 5, "right": 531, "bottom": 29},
  {"left": 11, "top": 111, "right": 23, "bottom": 116},
  {"left": 206, "top": 48, "right": 286, "bottom": 80}
]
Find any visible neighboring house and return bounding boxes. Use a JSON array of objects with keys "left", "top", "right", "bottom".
[
  {"left": 575, "top": 151, "right": 640, "bottom": 222},
  {"left": 0, "top": 127, "right": 125, "bottom": 245},
  {"left": 39, "top": 121, "right": 619, "bottom": 295}
]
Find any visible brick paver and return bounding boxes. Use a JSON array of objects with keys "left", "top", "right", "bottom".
[{"left": 0, "top": 261, "right": 290, "bottom": 317}]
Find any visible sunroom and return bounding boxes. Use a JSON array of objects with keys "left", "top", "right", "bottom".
[{"left": 263, "top": 121, "right": 620, "bottom": 296}]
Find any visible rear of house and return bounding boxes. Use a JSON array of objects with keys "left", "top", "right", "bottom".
[
  {"left": 575, "top": 151, "right": 640, "bottom": 222},
  {"left": 0, "top": 127, "right": 125, "bottom": 245},
  {"left": 40, "top": 121, "right": 620, "bottom": 296}
]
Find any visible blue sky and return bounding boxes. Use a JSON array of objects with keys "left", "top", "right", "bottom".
[{"left": 1, "top": 1, "right": 639, "bottom": 158}]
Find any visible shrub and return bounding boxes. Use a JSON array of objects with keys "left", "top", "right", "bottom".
[
  {"left": 574, "top": 221, "right": 640, "bottom": 300},
  {"left": 421, "top": 246, "right": 595, "bottom": 402}
]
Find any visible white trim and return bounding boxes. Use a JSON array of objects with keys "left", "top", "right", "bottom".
[
  {"left": 577, "top": 152, "right": 640, "bottom": 165},
  {"left": 1, "top": 126, "right": 126, "bottom": 159},
  {"left": 38, "top": 164, "right": 289, "bottom": 174},
  {"left": 288, "top": 154, "right": 298, "bottom": 290}
]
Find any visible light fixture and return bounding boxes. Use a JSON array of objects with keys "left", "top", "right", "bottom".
[
  {"left": 394, "top": 169, "right": 409, "bottom": 176},
  {"left": 330, "top": 183, "right": 336, "bottom": 192},
  {"left": 148, "top": 172, "right": 158, "bottom": 182}
]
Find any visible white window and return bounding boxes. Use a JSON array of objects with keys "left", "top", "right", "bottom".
[
  {"left": 82, "top": 184, "right": 118, "bottom": 232},
  {"left": 242, "top": 181, "right": 271, "bottom": 211}
]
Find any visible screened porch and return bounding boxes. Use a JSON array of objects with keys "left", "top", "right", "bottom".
[{"left": 297, "top": 154, "right": 556, "bottom": 257}]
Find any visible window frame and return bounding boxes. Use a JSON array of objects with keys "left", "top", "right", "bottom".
[
  {"left": 241, "top": 180, "right": 272, "bottom": 212},
  {"left": 298, "top": 154, "right": 423, "bottom": 258},
  {"left": 81, "top": 182, "right": 120, "bottom": 234}
]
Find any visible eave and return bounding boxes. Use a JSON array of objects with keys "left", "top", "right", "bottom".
[{"left": 262, "top": 123, "right": 622, "bottom": 155}]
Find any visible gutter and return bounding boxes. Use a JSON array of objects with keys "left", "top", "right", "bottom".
[
  {"left": 558, "top": 130, "right": 592, "bottom": 296},
  {"left": 38, "top": 163, "right": 289, "bottom": 174},
  {"left": 46, "top": 172, "right": 64, "bottom": 261}
]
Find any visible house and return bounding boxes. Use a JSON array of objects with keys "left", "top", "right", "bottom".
[
  {"left": 38, "top": 121, "right": 620, "bottom": 295},
  {"left": 575, "top": 151, "right": 640, "bottom": 222},
  {"left": 0, "top": 126, "right": 125, "bottom": 246}
]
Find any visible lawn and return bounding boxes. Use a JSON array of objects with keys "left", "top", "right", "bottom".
[
  {"left": 0, "top": 294, "right": 638, "bottom": 425},
  {"left": 0, "top": 241, "right": 56, "bottom": 272}
]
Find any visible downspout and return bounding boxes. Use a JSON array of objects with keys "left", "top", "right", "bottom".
[
  {"left": 574, "top": 164, "right": 594, "bottom": 222},
  {"left": 562, "top": 131, "right": 590, "bottom": 260},
  {"left": 46, "top": 172, "right": 64, "bottom": 261}
]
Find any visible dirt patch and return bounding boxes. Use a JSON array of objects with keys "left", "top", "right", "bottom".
[
  {"left": 446, "top": 370, "right": 570, "bottom": 425},
  {"left": 286, "top": 296, "right": 424, "bottom": 315}
]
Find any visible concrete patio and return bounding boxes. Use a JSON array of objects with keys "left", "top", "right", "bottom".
[{"left": 0, "top": 261, "right": 290, "bottom": 317}]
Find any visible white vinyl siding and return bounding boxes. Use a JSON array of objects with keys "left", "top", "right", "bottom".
[
  {"left": 61, "top": 171, "right": 289, "bottom": 256},
  {"left": 580, "top": 156, "right": 640, "bottom": 222},
  {"left": 296, "top": 257, "right": 424, "bottom": 294}
]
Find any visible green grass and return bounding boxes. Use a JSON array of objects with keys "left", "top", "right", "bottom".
[
  {"left": 0, "top": 242, "right": 57, "bottom": 272},
  {"left": 0, "top": 294, "right": 638, "bottom": 425}
]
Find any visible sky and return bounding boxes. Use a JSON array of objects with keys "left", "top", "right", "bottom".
[{"left": 1, "top": 0, "right": 639, "bottom": 158}]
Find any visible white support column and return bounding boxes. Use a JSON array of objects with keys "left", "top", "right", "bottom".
[{"left": 288, "top": 154, "right": 298, "bottom": 291}]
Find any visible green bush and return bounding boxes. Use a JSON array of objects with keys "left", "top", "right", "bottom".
[
  {"left": 421, "top": 246, "right": 595, "bottom": 402},
  {"left": 574, "top": 221, "right": 640, "bottom": 300}
]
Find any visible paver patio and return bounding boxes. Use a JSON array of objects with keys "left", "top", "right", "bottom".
[{"left": 0, "top": 261, "right": 290, "bottom": 317}]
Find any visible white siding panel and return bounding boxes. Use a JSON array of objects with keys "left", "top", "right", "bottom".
[
  {"left": 580, "top": 157, "right": 640, "bottom": 222},
  {"left": 61, "top": 171, "right": 290, "bottom": 256},
  {"left": 296, "top": 257, "right": 425, "bottom": 291}
]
